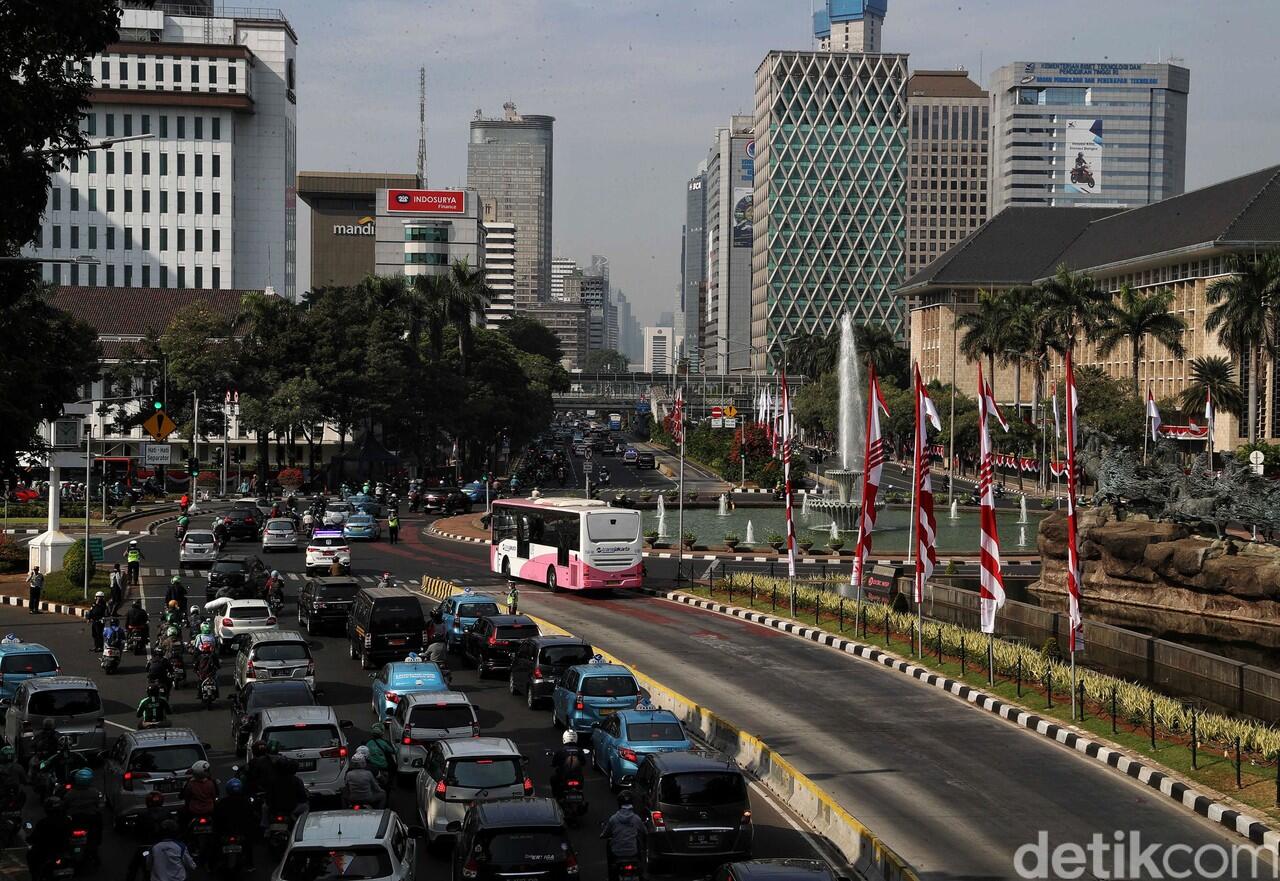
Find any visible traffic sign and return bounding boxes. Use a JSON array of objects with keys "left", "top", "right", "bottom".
[
  {"left": 142, "top": 410, "right": 177, "bottom": 441},
  {"left": 143, "top": 444, "right": 172, "bottom": 466},
  {"left": 723, "top": 405, "right": 738, "bottom": 418},
  {"left": 724, "top": 417, "right": 737, "bottom": 428},
  {"left": 583, "top": 463, "right": 594, "bottom": 473},
  {"left": 711, "top": 406, "right": 723, "bottom": 420},
  {"left": 87, "top": 538, "right": 104, "bottom": 562}
]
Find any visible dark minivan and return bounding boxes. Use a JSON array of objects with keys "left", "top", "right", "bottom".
[
  {"left": 347, "top": 587, "right": 429, "bottom": 670},
  {"left": 633, "top": 751, "right": 753, "bottom": 870},
  {"left": 451, "top": 798, "right": 578, "bottom": 881},
  {"left": 507, "top": 635, "right": 594, "bottom": 709},
  {"left": 297, "top": 576, "right": 361, "bottom": 635}
]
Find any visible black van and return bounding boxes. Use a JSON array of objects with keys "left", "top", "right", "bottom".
[
  {"left": 632, "top": 750, "right": 753, "bottom": 870},
  {"left": 346, "top": 587, "right": 429, "bottom": 670}
]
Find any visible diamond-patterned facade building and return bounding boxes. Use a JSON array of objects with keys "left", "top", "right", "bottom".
[{"left": 750, "top": 50, "right": 909, "bottom": 368}]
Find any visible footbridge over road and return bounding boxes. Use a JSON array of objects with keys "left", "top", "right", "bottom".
[{"left": 555, "top": 371, "right": 803, "bottom": 417}]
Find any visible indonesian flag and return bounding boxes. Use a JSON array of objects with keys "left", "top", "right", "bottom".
[
  {"left": 1204, "top": 387, "right": 1214, "bottom": 424},
  {"left": 1064, "top": 351, "right": 1084, "bottom": 652},
  {"left": 671, "top": 388, "right": 684, "bottom": 444},
  {"left": 852, "top": 364, "right": 889, "bottom": 589},
  {"left": 977, "top": 363, "right": 1009, "bottom": 633},
  {"left": 912, "top": 365, "right": 941, "bottom": 604},
  {"left": 1051, "top": 382, "right": 1061, "bottom": 441},
  {"left": 1147, "top": 389, "right": 1161, "bottom": 441},
  {"left": 781, "top": 373, "right": 796, "bottom": 578}
]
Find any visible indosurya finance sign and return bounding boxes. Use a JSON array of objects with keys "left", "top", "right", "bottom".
[{"left": 386, "top": 189, "right": 466, "bottom": 214}]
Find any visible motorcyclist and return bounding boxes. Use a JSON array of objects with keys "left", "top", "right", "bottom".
[
  {"left": 193, "top": 639, "right": 219, "bottom": 699},
  {"left": 376, "top": 571, "right": 392, "bottom": 590},
  {"left": 193, "top": 621, "right": 218, "bottom": 656},
  {"left": 38, "top": 736, "right": 87, "bottom": 792},
  {"left": 27, "top": 796, "right": 72, "bottom": 879},
  {"left": 600, "top": 792, "right": 647, "bottom": 881},
  {"left": 87, "top": 592, "right": 108, "bottom": 652},
  {"left": 550, "top": 730, "right": 585, "bottom": 800},
  {"left": 30, "top": 718, "right": 60, "bottom": 771},
  {"left": 102, "top": 617, "right": 125, "bottom": 652},
  {"left": 0, "top": 747, "right": 27, "bottom": 810},
  {"left": 180, "top": 760, "right": 218, "bottom": 838},
  {"left": 187, "top": 604, "right": 203, "bottom": 634},
  {"left": 137, "top": 682, "right": 172, "bottom": 728},
  {"left": 124, "top": 792, "right": 171, "bottom": 881},
  {"left": 261, "top": 756, "right": 307, "bottom": 829},
  {"left": 64, "top": 767, "right": 102, "bottom": 856},
  {"left": 341, "top": 752, "right": 385, "bottom": 809},
  {"left": 424, "top": 634, "right": 447, "bottom": 665},
  {"left": 266, "top": 571, "right": 285, "bottom": 608},
  {"left": 363, "top": 724, "right": 397, "bottom": 785},
  {"left": 147, "top": 820, "right": 196, "bottom": 881},
  {"left": 176, "top": 513, "right": 190, "bottom": 540},
  {"left": 163, "top": 625, "right": 186, "bottom": 663},
  {"left": 165, "top": 576, "right": 188, "bottom": 610},
  {"left": 212, "top": 778, "right": 257, "bottom": 870},
  {"left": 162, "top": 600, "right": 184, "bottom": 636},
  {"left": 212, "top": 517, "right": 230, "bottom": 548},
  {"left": 243, "top": 741, "right": 275, "bottom": 799}
]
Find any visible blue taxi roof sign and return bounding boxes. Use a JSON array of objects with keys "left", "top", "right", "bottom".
[{"left": 589, "top": 654, "right": 605, "bottom": 665}]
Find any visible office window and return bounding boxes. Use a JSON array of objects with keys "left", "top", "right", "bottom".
[
  {"left": 191, "top": 64, "right": 199, "bottom": 83},
  {"left": 100, "top": 61, "right": 109, "bottom": 81},
  {"left": 195, "top": 229, "right": 202, "bottom": 252},
  {"left": 124, "top": 265, "right": 133, "bottom": 286},
  {"left": 195, "top": 266, "right": 203, "bottom": 288},
  {"left": 52, "top": 264, "right": 62, "bottom": 284},
  {"left": 142, "top": 265, "right": 150, "bottom": 286},
  {"left": 119, "top": 61, "right": 127, "bottom": 80},
  {"left": 88, "top": 189, "right": 97, "bottom": 212},
  {"left": 178, "top": 266, "right": 185, "bottom": 288},
  {"left": 173, "top": 63, "right": 181, "bottom": 82},
  {"left": 141, "top": 190, "right": 149, "bottom": 212},
  {"left": 105, "top": 113, "right": 115, "bottom": 136},
  {"left": 212, "top": 155, "right": 220, "bottom": 177},
  {"left": 159, "top": 115, "right": 168, "bottom": 138},
  {"left": 106, "top": 228, "right": 115, "bottom": 250},
  {"left": 88, "top": 227, "right": 96, "bottom": 249},
  {"left": 88, "top": 151, "right": 96, "bottom": 174},
  {"left": 212, "top": 193, "right": 220, "bottom": 215},
  {"left": 228, "top": 65, "right": 236, "bottom": 85},
  {"left": 70, "top": 226, "right": 79, "bottom": 248},
  {"left": 124, "top": 152, "right": 132, "bottom": 175},
  {"left": 141, "top": 114, "right": 151, "bottom": 134},
  {"left": 106, "top": 189, "right": 114, "bottom": 211},
  {"left": 212, "top": 267, "right": 220, "bottom": 288},
  {"left": 124, "top": 114, "right": 133, "bottom": 136},
  {"left": 160, "top": 228, "right": 168, "bottom": 251},
  {"left": 194, "top": 117, "right": 203, "bottom": 139},
  {"left": 154, "top": 62, "right": 163, "bottom": 81},
  {"left": 160, "top": 153, "right": 167, "bottom": 176},
  {"left": 52, "top": 226, "right": 61, "bottom": 248},
  {"left": 195, "top": 155, "right": 202, "bottom": 177},
  {"left": 124, "top": 228, "right": 133, "bottom": 250},
  {"left": 160, "top": 266, "right": 167, "bottom": 287},
  {"left": 136, "top": 62, "right": 144, "bottom": 81},
  {"left": 212, "top": 230, "right": 220, "bottom": 252},
  {"left": 211, "top": 117, "right": 220, "bottom": 140},
  {"left": 160, "top": 191, "right": 167, "bottom": 213},
  {"left": 142, "top": 228, "right": 150, "bottom": 249},
  {"left": 177, "top": 116, "right": 185, "bottom": 139},
  {"left": 141, "top": 152, "right": 150, "bottom": 175},
  {"left": 208, "top": 65, "right": 216, "bottom": 83},
  {"left": 85, "top": 113, "right": 96, "bottom": 136},
  {"left": 52, "top": 188, "right": 61, "bottom": 211},
  {"left": 34, "top": 226, "right": 42, "bottom": 248},
  {"left": 177, "top": 192, "right": 185, "bottom": 214},
  {"left": 177, "top": 229, "right": 185, "bottom": 251},
  {"left": 106, "top": 265, "right": 115, "bottom": 286},
  {"left": 177, "top": 154, "right": 185, "bottom": 176},
  {"left": 106, "top": 151, "right": 114, "bottom": 174},
  {"left": 86, "top": 265, "right": 95, "bottom": 285},
  {"left": 195, "top": 192, "right": 202, "bottom": 214}
]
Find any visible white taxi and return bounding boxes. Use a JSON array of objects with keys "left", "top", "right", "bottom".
[{"left": 305, "top": 528, "right": 351, "bottom": 576}]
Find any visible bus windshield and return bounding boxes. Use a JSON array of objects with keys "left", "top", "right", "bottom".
[{"left": 586, "top": 511, "right": 640, "bottom": 542}]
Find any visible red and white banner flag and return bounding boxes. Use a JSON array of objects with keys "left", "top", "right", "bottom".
[
  {"left": 781, "top": 373, "right": 796, "bottom": 579},
  {"left": 1064, "top": 351, "right": 1084, "bottom": 652},
  {"left": 852, "top": 365, "right": 889, "bottom": 590},
  {"left": 912, "top": 365, "right": 941, "bottom": 604},
  {"left": 1147, "top": 389, "right": 1161, "bottom": 441},
  {"left": 671, "top": 388, "right": 685, "bottom": 444},
  {"left": 978, "top": 364, "right": 1009, "bottom": 633},
  {"left": 1158, "top": 423, "right": 1209, "bottom": 440}
]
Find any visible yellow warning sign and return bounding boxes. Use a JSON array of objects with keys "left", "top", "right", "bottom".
[
  {"left": 142, "top": 411, "right": 177, "bottom": 442},
  {"left": 722, "top": 405, "right": 738, "bottom": 418}
]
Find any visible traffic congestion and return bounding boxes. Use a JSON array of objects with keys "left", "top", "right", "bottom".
[{"left": 4, "top": 482, "right": 842, "bottom": 881}]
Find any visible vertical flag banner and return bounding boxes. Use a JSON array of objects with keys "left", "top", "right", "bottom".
[
  {"left": 1064, "top": 352, "right": 1084, "bottom": 652},
  {"left": 781, "top": 373, "right": 796, "bottom": 578},
  {"left": 977, "top": 364, "right": 1009, "bottom": 633},
  {"left": 1146, "top": 388, "right": 1161, "bottom": 441},
  {"left": 1051, "top": 382, "right": 1061, "bottom": 441},
  {"left": 671, "top": 388, "right": 684, "bottom": 444},
  {"left": 852, "top": 365, "right": 889, "bottom": 589},
  {"left": 912, "top": 366, "right": 940, "bottom": 604}
]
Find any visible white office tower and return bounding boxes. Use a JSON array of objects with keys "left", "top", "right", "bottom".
[
  {"left": 813, "top": 0, "right": 886, "bottom": 53},
  {"left": 23, "top": 2, "right": 298, "bottom": 298},
  {"left": 644, "top": 326, "right": 674, "bottom": 374},
  {"left": 550, "top": 256, "right": 578, "bottom": 301},
  {"left": 483, "top": 222, "right": 517, "bottom": 328}
]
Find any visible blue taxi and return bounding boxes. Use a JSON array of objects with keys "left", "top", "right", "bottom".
[
  {"left": 434, "top": 591, "right": 502, "bottom": 653},
  {"left": 551, "top": 657, "right": 641, "bottom": 733},
  {"left": 0, "top": 636, "right": 60, "bottom": 708},
  {"left": 590, "top": 702, "right": 692, "bottom": 788},
  {"left": 342, "top": 511, "right": 382, "bottom": 541},
  {"left": 369, "top": 654, "right": 448, "bottom": 719}
]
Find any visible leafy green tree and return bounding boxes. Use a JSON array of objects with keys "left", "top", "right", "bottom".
[
  {"left": 783, "top": 330, "right": 839, "bottom": 381},
  {"left": 502, "top": 317, "right": 563, "bottom": 363},
  {"left": 1072, "top": 366, "right": 1144, "bottom": 449},
  {"left": 1095, "top": 285, "right": 1187, "bottom": 400},
  {"left": 445, "top": 259, "right": 490, "bottom": 374},
  {"left": 855, "top": 322, "right": 909, "bottom": 388},
  {"left": 1204, "top": 251, "right": 1280, "bottom": 444},
  {"left": 1178, "top": 356, "right": 1245, "bottom": 420},
  {"left": 958, "top": 289, "right": 1012, "bottom": 386},
  {"left": 582, "top": 349, "right": 629, "bottom": 373}
]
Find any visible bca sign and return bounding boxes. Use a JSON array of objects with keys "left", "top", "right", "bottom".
[{"left": 386, "top": 189, "right": 466, "bottom": 214}]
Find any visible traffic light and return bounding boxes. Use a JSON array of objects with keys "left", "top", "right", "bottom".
[
  {"left": 186, "top": 457, "right": 200, "bottom": 477},
  {"left": 152, "top": 400, "right": 164, "bottom": 412},
  {"left": 232, "top": 448, "right": 244, "bottom": 464},
  {"left": 212, "top": 448, "right": 224, "bottom": 467}
]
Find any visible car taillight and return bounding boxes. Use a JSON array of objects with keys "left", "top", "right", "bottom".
[
  {"left": 533, "top": 666, "right": 543, "bottom": 679},
  {"left": 434, "top": 779, "right": 447, "bottom": 799},
  {"left": 403, "top": 735, "right": 413, "bottom": 745},
  {"left": 222, "top": 618, "right": 233, "bottom": 627},
  {"left": 619, "top": 748, "right": 638, "bottom": 763},
  {"left": 522, "top": 776, "right": 533, "bottom": 796},
  {"left": 122, "top": 771, "right": 133, "bottom": 791},
  {"left": 461, "top": 856, "right": 478, "bottom": 879},
  {"left": 575, "top": 696, "right": 584, "bottom": 711},
  {"left": 651, "top": 810, "right": 665, "bottom": 829},
  {"left": 319, "top": 746, "right": 347, "bottom": 759},
  {"left": 71, "top": 828, "right": 87, "bottom": 839},
  {"left": 742, "top": 809, "right": 752, "bottom": 823},
  {"left": 566, "top": 778, "right": 581, "bottom": 788},
  {"left": 386, "top": 691, "right": 400, "bottom": 704},
  {"left": 273, "top": 815, "right": 286, "bottom": 824},
  {"left": 196, "top": 817, "right": 209, "bottom": 826},
  {"left": 565, "top": 851, "right": 579, "bottom": 876},
  {"left": 307, "top": 662, "right": 315, "bottom": 676},
  {"left": 266, "top": 616, "right": 276, "bottom": 625},
  {"left": 245, "top": 661, "right": 255, "bottom": 679},
  {"left": 487, "top": 635, "right": 496, "bottom": 646}
]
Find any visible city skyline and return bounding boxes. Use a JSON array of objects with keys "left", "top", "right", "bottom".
[{"left": 292, "top": 0, "right": 1280, "bottom": 325}]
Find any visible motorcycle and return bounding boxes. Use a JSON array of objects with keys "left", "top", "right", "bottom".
[
  {"left": 99, "top": 644, "right": 122, "bottom": 674},
  {"left": 267, "top": 587, "right": 284, "bottom": 617},
  {"left": 265, "top": 813, "right": 291, "bottom": 856},
  {"left": 217, "top": 832, "right": 248, "bottom": 877},
  {"left": 187, "top": 814, "right": 215, "bottom": 858},
  {"left": 613, "top": 857, "right": 643, "bottom": 881},
  {"left": 126, "top": 626, "right": 148, "bottom": 656},
  {"left": 175, "top": 524, "right": 187, "bottom": 541},
  {"left": 546, "top": 747, "right": 590, "bottom": 825},
  {"left": 0, "top": 788, "right": 24, "bottom": 847},
  {"left": 198, "top": 673, "right": 218, "bottom": 709},
  {"left": 167, "top": 655, "right": 186, "bottom": 691}
]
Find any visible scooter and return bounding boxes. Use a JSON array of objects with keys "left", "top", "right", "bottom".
[
  {"left": 613, "top": 857, "right": 643, "bottom": 881},
  {"left": 198, "top": 673, "right": 218, "bottom": 710},
  {"left": 99, "top": 644, "right": 122, "bottom": 675},
  {"left": 126, "top": 626, "right": 148, "bottom": 656},
  {"left": 0, "top": 788, "right": 24, "bottom": 847},
  {"left": 265, "top": 813, "right": 291, "bottom": 856},
  {"left": 217, "top": 832, "right": 248, "bottom": 878},
  {"left": 187, "top": 814, "right": 215, "bottom": 859}
]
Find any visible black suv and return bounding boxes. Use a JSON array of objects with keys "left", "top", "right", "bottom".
[
  {"left": 221, "top": 505, "right": 262, "bottom": 540},
  {"left": 507, "top": 635, "right": 594, "bottom": 708},
  {"left": 205, "top": 554, "right": 268, "bottom": 600},
  {"left": 347, "top": 587, "right": 429, "bottom": 670},
  {"left": 636, "top": 452, "right": 656, "bottom": 469},
  {"left": 632, "top": 750, "right": 753, "bottom": 870},
  {"left": 462, "top": 615, "right": 538, "bottom": 677},
  {"left": 451, "top": 798, "right": 578, "bottom": 881},
  {"left": 296, "top": 576, "right": 361, "bottom": 635}
]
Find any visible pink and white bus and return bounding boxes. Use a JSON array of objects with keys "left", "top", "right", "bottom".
[{"left": 489, "top": 498, "right": 643, "bottom": 591}]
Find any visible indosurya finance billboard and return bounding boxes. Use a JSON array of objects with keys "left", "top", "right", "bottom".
[{"left": 385, "top": 189, "right": 466, "bottom": 214}]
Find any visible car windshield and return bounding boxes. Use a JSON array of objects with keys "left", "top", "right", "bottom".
[
  {"left": 659, "top": 771, "right": 748, "bottom": 807},
  {"left": 370, "top": 602, "right": 423, "bottom": 630},
  {"left": 129, "top": 745, "right": 205, "bottom": 773},
  {"left": 246, "top": 682, "right": 316, "bottom": 710},
  {"left": 28, "top": 688, "right": 100, "bottom": 716},
  {"left": 213, "top": 561, "right": 246, "bottom": 574},
  {"left": 541, "top": 645, "right": 593, "bottom": 666},
  {"left": 254, "top": 642, "right": 310, "bottom": 662},
  {"left": 626, "top": 721, "right": 684, "bottom": 742},
  {"left": 586, "top": 512, "right": 640, "bottom": 540},
  {"left": 263, "top": 724, "right": 340, "bottom": 751},
  {"left": 407, "top": 705, "right": 473, "bottom": 729},
  {"left": 229, "top": 605, "right": 270, "bottom": 620},
  {"left": 480, "top": 830, "right": 570, "bottom": 865},
  {"left": 581, "top": 675, "right": 638, "bottom": 697},
  {"left": 457, "top": 602, "right": 500, "bottom": 618},
  {"left": 447, "top": 756, "right": 521, "bottom": 788},
  {"left": 324, "top": 503, "right": 351, "bottom": 513},
  {"left": 391, "top": 666, "right": 441, "bottom": 687},
  {"left": 280, "top": 847, "right": 391, "bottom": 881},
  {"left": 496, "top": 624, "right": 535, "bottom": 640},
  {"left": 267, "top": 521, "right": 295, "bottom": 532},
  {"left": 0, "top": 653, "right": 57, "bottom": 674},
  {"left": 311, "top": 536, "right": 346, "bottom": 549},
  {"left": 318, "top": 583, "right": 360, "bottom": 600},
  {"left": 185, "top": 534, "right": 213, "bottom": 545}
]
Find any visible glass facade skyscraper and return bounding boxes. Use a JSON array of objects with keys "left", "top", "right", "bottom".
[
  {"left": 751, "top": 50, "right": 909, "bottom": 366},
  {"left": 681, "top": 171, "right": 706, "bottom": 371},
  {"left": 467, "top": 105, "right": 554, "bottom": 309}
]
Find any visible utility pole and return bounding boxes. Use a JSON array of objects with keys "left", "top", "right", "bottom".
[{"left": 191, "top": 391, "right": 199, "bottom": 502}]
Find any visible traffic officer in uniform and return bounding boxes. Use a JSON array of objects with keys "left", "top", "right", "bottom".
[{"left": 125, "top": 540, "right": 144, "bottom": 587}]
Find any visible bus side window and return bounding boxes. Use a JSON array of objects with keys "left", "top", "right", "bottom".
[{"left": 493, "top": 511, "right": 517, "bottom": 542}]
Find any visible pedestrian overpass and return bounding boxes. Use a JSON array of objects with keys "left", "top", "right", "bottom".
[{"left": 554, "top": 372, "right": 800, "bottom": 418}]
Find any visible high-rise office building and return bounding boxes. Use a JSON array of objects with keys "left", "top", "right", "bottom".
[
  {"left": 751, "top": 49, "right": 909, "bottom": 366},
  {"left": 614, "top": 290, "right": 641, "bottom": 362},
  {"left": 681, "top": 168, "right": 707, "bottom": 371},
  {"left": 483, "top": 222, "right": 516, "bottom": 327},
  {"left": 905, "top": 70, "right": 989, "bottom": 282},
  {"left": 704, "top": 116, "right": 755, "bottom": 373},
  {"left": 813, "top": 0, "right": 886, "bottom": 53},
  {"left": 24, "top": 3, "right": 298, "bottom": 297},
  {"left": 297, "top": 171, "right": 419, "bottom": 288},
  {"left": 550, "top": 256, "right": 577, "bottom": 301},
  {"left": 373, "top": 188, "right": 483, "bottom": 281},
  {"left": 526, "top": 302, "right": 587, "bottom": 370},
  {"left": 644, "top": 326, "right": 675, "bottom": 374},
  {"left": 467, "top": 103, "right": 554, "bottom": 309},
  {"left": 564, "top": 269, "right": 612, "bottom": 353},
  {"left": 989, "top": 61, "right": 1189, "bottom": 215}
]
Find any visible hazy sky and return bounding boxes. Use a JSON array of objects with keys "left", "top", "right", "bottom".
[{"left": 293, "top": 0, "right": 1280, "bottom": 325}]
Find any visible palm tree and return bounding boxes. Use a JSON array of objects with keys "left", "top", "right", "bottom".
[
  {"left": 1036, "top": 264, "right": 1109, "bottom": 352},
  {"left": 853, "top": 322, "right": 907, "bottom": 386},
  {"left": 1204, "top": 251, "right": 1280, "bottom": 444},
  {"left": 957, "top": 289, "right": 1012, "bottom": 387},
  {"left": 783, "top": 329, "right": 838, "bottom": 381},
  {"left": 446, "top": 259, "right": 491, "bottom": 374},
  {"left": 1178, "top": 356, "right": 1245, "bottom": 420},
  {"left": 1095, "top": 284, "right": 1187, "bottom": 399}
]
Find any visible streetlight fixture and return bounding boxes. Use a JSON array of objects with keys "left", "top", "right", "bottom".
[{"left": 33, "top": 132, "right": 156, "bottom": 156}]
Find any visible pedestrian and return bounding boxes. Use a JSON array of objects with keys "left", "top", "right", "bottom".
[
  {"left": 87, "top": 593, "right": 108, "bottom": 653},
  {"left": 387, "top": 510, "right": 400, "bottom": 545},
  {"left": 506, "top": 581, "right": 519, "bottom": 615},
  {"left": 26, "top": 566, "right": 43, "bottom": 614},
  {"left": 109, "top": 564, "right": 125, "bottom": 615}
]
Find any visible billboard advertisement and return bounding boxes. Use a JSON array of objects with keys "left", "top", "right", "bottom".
[
  {"left": 732, "top": 187, "right": 753, "bottom": 248},
  {"left": 385, "top": 189, "right": 466, "bottom": 214},
  {"left": 1064, "top": 119, "right": 1102, "bottom": 195}
]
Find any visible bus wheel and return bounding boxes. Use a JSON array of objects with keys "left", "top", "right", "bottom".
[{"left": 547, "top": 567, "right": 559, "bottom": 592}]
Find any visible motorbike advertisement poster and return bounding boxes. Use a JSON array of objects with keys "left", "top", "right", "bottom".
[{"left": 1065, "top": 118, "right": 1102, "bottom": 195}]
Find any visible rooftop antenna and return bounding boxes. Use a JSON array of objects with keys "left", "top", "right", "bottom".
[{"left": 417, "top": 66, "right": 427, "bottom": 186}]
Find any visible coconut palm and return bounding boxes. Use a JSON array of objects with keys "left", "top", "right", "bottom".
[
  {"left": 1095, "top": 284, "right": 1187, "bottom": 399},
  {"left": 957, "top": 289, "right": 1012, "bottom": 387},
  {"left": 446, "top": 259, "right": 491, "bottom": 373},
  {"left": 1036, "top": 264, "right": 1109, "bottom": 352},
  {"left": 1178, "top": 356, "right": 1245, "bottom": 420},
  {"left": 854, "top": 321, "right": 908, "bottom": 387},
  {"left": 783, "top": 329, "right": 839, "bottom": 381},
  {"left": 1204, "top": 251, "right": 1280, "bottom": 444}
]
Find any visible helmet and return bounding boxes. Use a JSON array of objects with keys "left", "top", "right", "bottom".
[
  {"left": 168, "top": 600, "right": 179, "bottom": 610},
  {"left": 272, "top": 571, "right": 281, "bottom": 578},
  {"left": 71, "top": 768, "right": 93, "bottom": 788},
  {"left": 57, "top": 735, "right": 72, "bottom": 750},
  {"left": 171, "top": 576, "right": 181, "bottom": 586},
  {"left": 0, "top": 747, "right": 13, "bottom": 763},
  {"left": 562, "top": 730, "right": 577, "bottom": 746},
  {"left": 129, "top": 540, "right": 138, "bottom": 547},
  {"left": 381, "top": 571, "right": 391, "bottom": 579},
  {"left": 350, "top": 753, "right": 367, "bottom": 769},
  {"left": 133, "top": 599, "right": 143, "bottom": 608},
  {"left": 94, "top": 591, "right": 105, "bottom": 599},
  {"left": 147, "top": 683, "right": 160, "bottom": 698},
  {"left": 370, "top": 722, "right": 385, "bottom": 736},
  {"left": 146, "top": 791, "right": 165, "bottom": 808},
  {"left": 190, "top": 760, "right": 211, "bottom": 778},
  {"left": 43, "top": 796, "right": 65, "bottom": 815},
  {"left": 200, "top": 622, "right": 212, "bottom": 634},
  {"left": 225, "top": 778, "right": 243, "bottom": 795},
  {"left": 189, "top": 605, "right": 200, "bottom": 614},
  {"left": 167, "top": 626, "right": 180, "bottom": 638}
]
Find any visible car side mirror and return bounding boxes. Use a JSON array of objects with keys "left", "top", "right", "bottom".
[
  {"left": 445, "top": 821, "right": 461, "bottom": 834},
  {"left": 339, "top": 720, "right": 354, "bottom": 729}
]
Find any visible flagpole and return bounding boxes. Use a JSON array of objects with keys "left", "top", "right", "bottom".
[
  {"left": 677, "top": 381, "right": 686, "bottom": 586},
  {"left": 1143, "top": 382, "right": 1149, "bottom": 466}
]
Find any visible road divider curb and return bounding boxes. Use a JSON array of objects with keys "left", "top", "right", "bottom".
[
  {"left": 427, "top": 526, "right": 488, "bottom": 545},
  {"left": 518, "top": 610, "right": 919, "bottom": 881},
  {"left": 653, "top": 588, "right": 1280, "bottom": 856},
  {"left": 0, "top": 594, "right": 88, "bottom": 619}
]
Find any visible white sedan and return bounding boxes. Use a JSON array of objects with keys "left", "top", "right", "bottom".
[{"left": 203, "top": 597, "right": 276, "bottom": 653}]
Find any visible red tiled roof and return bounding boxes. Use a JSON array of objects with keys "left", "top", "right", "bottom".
[{"left": 45, "top": 287, "right": 257, "bottom": 338}]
